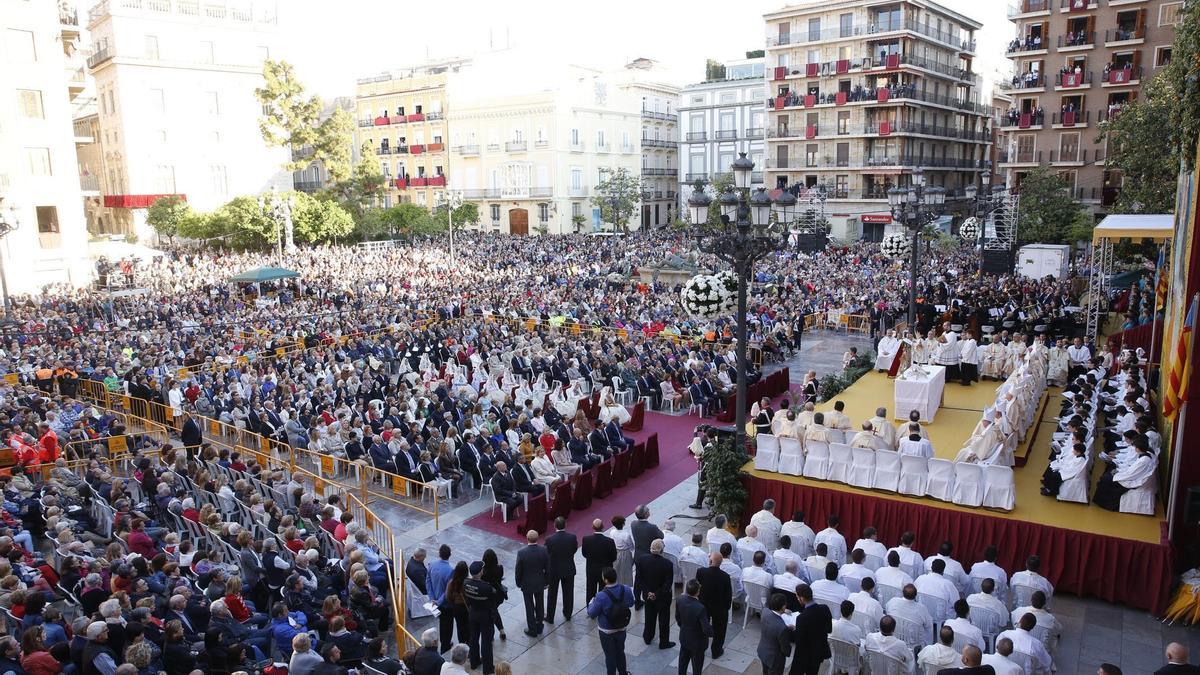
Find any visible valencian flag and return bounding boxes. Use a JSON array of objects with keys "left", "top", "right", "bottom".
[
  {"left": 1164, "top": 294, "right": 1197, "bottom": 420},
  {"left": 1157, "top": 246, "right": 1170, "bottom": 313}
]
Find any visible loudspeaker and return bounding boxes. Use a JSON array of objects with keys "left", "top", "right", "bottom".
[
  {"left": 795, "top": 232, "right": 828, "bottom": 254},
  {"left": 981, "top": 250, "right": 1014, "bottom": 275},
  {"left": 1185, "top": 486, "right": 1200, "bottom": 524}
]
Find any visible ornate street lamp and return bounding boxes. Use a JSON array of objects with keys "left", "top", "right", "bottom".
[
  {"left": 963, "top": 169, "right": 1009, "bottom": 275},
  {"left": 887, "top": 168, "right": 946, "bottom": 329},
  {"left": 686, "top": 152, "right": 789, "bottom": 455}
]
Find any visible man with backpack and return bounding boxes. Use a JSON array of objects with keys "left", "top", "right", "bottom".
[{"left": 586, "top": 567, "right": 635, "bottom": 675}]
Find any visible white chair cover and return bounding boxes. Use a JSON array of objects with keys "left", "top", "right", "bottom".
[
  {"left": 1057, "top": 468, "right": 1089, "bottom": 504},
  {"left": 778, "top": 437, "right": 806, "bottom": 476},
  {"left": 1120, "top": 476, "right": 1158, "bottom": 515},
  {"left": 826, "top": 442, "right": 853, "bottom": 483},
  {"left": 897, "top": 454, "right": 929, "bottom": 496},
  {"left": 755, "top": 434, "right": 781, "bottom": 472},
  {"left": 952, "top": 463, "right": 985, "bottom": 507},
  {"left": 925, "top": 458, "right": 956, "bottom": 501},
  {"left": 982, "top": 465, "right": 1016, "bottom": 510},
  {"left": 801, "top": 439, "right": 829, "bottom": 480},
  {"left": 826, "top": 429, "right": 845, "bottom": 445},
  {"left": 848, "top": 446, "right": 876, "bottom": 488},
  {"left": 872, "top": 449, "right": 901, "bottom": 492},
  {"left": 843, "top": 431, "right": 859, "bottom": 447}
]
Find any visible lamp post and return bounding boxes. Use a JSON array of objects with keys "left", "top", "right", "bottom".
[
  {"left": 0, "top": 200, "right": 16, "bottom": 314},
  {"left": 687, "top": 152, "right": 794, "bottom": 455},
  {"left": 887, "top": 168, "right": 946, "bottom": 330},
  {"left": 962, "top": 170, "right": 1008, "bottom": 275},
  {"left": 442, "top": 189, "right": 461, "bottom": 270}
]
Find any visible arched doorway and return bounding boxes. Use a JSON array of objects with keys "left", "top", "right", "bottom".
[{"left": 509, "top": 208, "right": 528, "bottom": 236}]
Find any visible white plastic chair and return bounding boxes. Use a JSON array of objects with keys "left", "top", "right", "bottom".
[
  {"left": 489, "top": 489, "right": 512, "bottom": 522},
  {"left": 611, "top": 376, "right": 633, "bottom": 405},
  {"left": 982, "top": 465, "right": 1016, "bottom": 510},
  {"left": 968, "top": 603, "right": 1006, "bottom": 651},
  {"left": 829, "top": 637, "right": 862, "bottom": 675},
  {"left": 664, "top": 551, "right": 681, "bottom": 584},
  {"left": 848, "top": 446, "right": 876, "bottom": 488},
  {"left": 755, "top": 434, "right": 781, "bottom": 472},
  {"left": 778, "top": 437, "right": 806, "bottom": 476},
  {"left": 925, "top": 458, "right": 956, "bottom": 501},
  {"left": 659, "top": 381, "right": 680, "bottom": 413},
  {"left": 742, "top": 579, "right": 772, "bottom": 627},
  {"left": 802, "top": 439, "right": 830, "bottom": 479},
  {"left": 864, "top": 649, "right": 907, "bottom": 675},
  {"left": 1008, "top": 650, "right": 1034, "bottom": 674},
  {"left": 851, "top": 609, "right": 879, "bottom": 634},
  {"left": 826, "top": 429, "right": 845, "bottom": 445},
  {"left": 877, "top": 583, "right": 903, "bottom": 608},
  {"left": 863, "top": 554, "right": 884, "bottom": 572},
  {"left": 952, "top": 463, "right": 985, "bottom": 507},
  {"left": 826, "top": 442, "right": 853, "bottom": 483},
  {"left": 917, "top": 592, "right": 949, "bottom": 624},
  {"left": 893, "top": 614, "right": 927, "bottom": 650},
  {"left": 679, "top": 560, "right": 702, "bottom": 584},
  {"left": 872, "top": 449, "right": 901, "bottom": 492},
  {"left": 1011, "top": 583, "right": 1041, "bottom": 610},
  {"left": 897, "top": 454, "right": 929, "bottom": 496}
]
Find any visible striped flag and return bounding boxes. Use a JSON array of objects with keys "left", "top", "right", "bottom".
[
  {"left": 1156, "top": 246, "right": 1170, "bottom": 313},
  {"left": 1164, "top": 295, "right": 1198, "bottom": 420}
]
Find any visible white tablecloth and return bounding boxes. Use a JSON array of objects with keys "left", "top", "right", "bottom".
[{"left": 894, "top": 365, "right": 946, "bottom": 423}]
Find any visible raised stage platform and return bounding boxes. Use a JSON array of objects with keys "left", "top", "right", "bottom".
[{"left": 745, "top": 371, "right": 1171, "bottom": 613}]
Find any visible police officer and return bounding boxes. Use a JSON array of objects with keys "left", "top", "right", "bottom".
[{"left": 464, "top": 560, "right": 500, "bottom": 675}]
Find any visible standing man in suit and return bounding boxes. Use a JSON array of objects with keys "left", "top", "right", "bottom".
[
  {"left": 695, "top": 551, "right": 733, "bottom": 660},
  {"left": 513, "top": 530, "right": 549, "bottom": 638},
  {"left": 757, "top": 593, "right": 792, "bottom": 675},
  {"left": 636, "top": 540, "right": 676, "bottom": 650},
  {"left": 675, "top": 579, "right": 713, "bottom": 675},
  {"left": 545, "top": 517, "right": 578, "bottom": 623},
  {"left": 581, "top": 519, "right": 617, "bottom": 604},
  {"left": 630, "top": 505, "right": 664, "bottom": 608},
  {"left": 1156, "top": 643, "right": 1200, "bottom": 675},
  {"left": 789, "top": 584, "right": 832, "bottom": 675}
]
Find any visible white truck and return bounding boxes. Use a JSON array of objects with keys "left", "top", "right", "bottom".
[{"left": 1017, "top": 244, "right": 1072, "bottom": 279}]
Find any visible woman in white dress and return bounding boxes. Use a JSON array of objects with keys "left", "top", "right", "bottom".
[
  {"left": 550, "top": 440, "right": 581, "bottom": 478},
  {"left": 610, "top": 515, "right": 635, "bottom": 586},
  {"left": 531, "top": 373, "right": 550, "bottom": 406},
  {"left": 551, "top": 384, "right": 577, "bottom": 419},
  {"left": 514, "top": 381, "right": 535, "bottom": 409},
  {"left": 598, "top": 394, "right": 631, "bottom": 426},
  {"left": 530, "top": 447, "right": 564, "bottom": 492}
]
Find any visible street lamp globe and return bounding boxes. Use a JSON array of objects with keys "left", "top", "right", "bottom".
[
  {"left": 913, "top": 167, "right": 926, "bottom": 187},
  {"left": 749, "top": 188, "right": 774, "bottom": 229},
  {"left": 981, "top": 169, "right": 992, "bottom": 186},
  {"left": 718, "top": 189, "right": 739, "bottom": 223},
  {"left": 964, "top": 183, "right": 978, "bottom": 201},
  {"left": 772, "top": 190, "right": 797, "bottom": 227},
  {"left": 925, "top": 185, "right": 946, "bottom": 208},
  {"left": 687, "top": 183, "right": 711, "bottom": 225},
  {"left": 887, "top": 186, "right": 906, "bottom": 209},
  {"left": 731, "top": 152, "right": 755, "bottom": 190}
]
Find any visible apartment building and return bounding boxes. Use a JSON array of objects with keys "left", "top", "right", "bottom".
[
  {"left": 294, "top": 96, "right": 354, "bottom": 194},
  {"left": 677, "top": 56, "right": 768, "bottom": 216},
  {"left": 443, "top": 51, "right": 643, "bottom": 235},
  {"left": 617, "top": 59, "right": 681, "bottom": 228},
  {"left": 355, "top": 60, "right": 468, "bottom": 208},
  {"left": 763, "top": 0, "right": 991, "bottom": 242},
  {"left": 0, "top": 0, "right": 91, "bottom": 291},
  {"left": 997, "top": 0, "right": 1181, "bottom": 212},
  {"left": 87, "top": 0, "right": 291, "bottom": 241}
]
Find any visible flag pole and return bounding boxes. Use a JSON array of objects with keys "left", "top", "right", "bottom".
[
  {"left": 1168, "top": 400, "right": 1188, "bottom": 540},
  {"left": 1148, "top": 241, "right": 1165, "bottom": 365}
]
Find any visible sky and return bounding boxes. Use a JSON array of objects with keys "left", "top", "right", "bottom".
[{"left": 278, "top": 0, "right": 1013, "bottom": 98}]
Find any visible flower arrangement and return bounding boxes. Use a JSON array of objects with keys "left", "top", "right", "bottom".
[
  {"left": 959, "top": 217, "right": 981, "bottom": 242},
  {"left": 880, "top": 231, "right": 912, "bottom": 259},
  {"left": 680, "top": 271, "right": 738, "bottom": 318}
]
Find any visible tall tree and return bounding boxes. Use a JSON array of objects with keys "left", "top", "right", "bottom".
[
  {"left": 1015, "top": 167, "right": 1093, "bottom": 244},
  {"left": 145, "top": 196, "right": 191, "bottom": 244},
  {"left": 254, "top": 60, "right": 352, "bottom": 181},
  {"left": 292, "top": 192, "right": 354, "bottom": 243},
  {"left": 328, "top": 144, "right": 388, "bottom": 226},
  {"left": 432, "top": 201, "right": 481, "bottom": 229},
  {"left": 375, "top": 203, "right": 440, "bottom": 240},
  {"left": 1102, "top": 76, "right": 1177, "bottom": 213},
  {"left": 591, "top": 167, "right": 642, "bottom": 233},
  {"left": 208, "top": 196, "right": 280, "bottom": 250}
]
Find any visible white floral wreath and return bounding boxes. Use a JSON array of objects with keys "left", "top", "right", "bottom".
[
  {"left": 959, "top": 217, "right": 981, "bottom": 241},
  {"left": 680, "top": 271, "right": 739, "bottom": 318},
  {"left": 880, "top": 232, "right": 911, "bottom": 259}
]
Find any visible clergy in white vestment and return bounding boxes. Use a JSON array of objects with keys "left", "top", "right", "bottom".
[
  {"left": 679, "top": 534, "right": 709, "bottom": 568},
  {"left": 795, "top": 403, "right": 816, "bottom": 432},
  {"left": 1094, "top": 441, "right": 1157, "bottom": 511},
  {"left": 945, "top": 601, "right": 986, "bottom": 651},
  {"left": 867, "top": 408, "right": 897, "bottom": 449},
  {"left": 982, "top": 643, "right": 1025, "bottom": 675},
  {"left": 959, "top": 332, "right": 980, "bottom": 384},
  {"left": 597, "top": 394, "right": 631, "bottom": 425},
  {"left": 851, "top": 528, "right": 889, "bottom": 568},
  {"left": 775, "top": 410, "right": 801, "bottom": 440},
  {"left": 849, "top": 584, "right": 885, "bottom": 629},
  {"left": 773, "top": 559, "right": 806, "bottom": 594},
  {"left": 894, "top": 410, "right": 929, "bottom": 442},
  {"left": 814, "top": 517, "right": 849, "bottom": 566},
  {"left": 864, "top": 619, "right": 915, "bottom": 671},
  {"left": 831, "top": 611, "right": 864, "bottom": 649},
  {"left": 997, "top": 615, "right": 1054, "bottom": 675},
  {"left": 850, "top": 422, "right": 886, "bottom": 450},
  {"left": 884, "top": 587, "right": 934, "bottom": 648},
  {"left": 803, "top": 414, "right": 833, "bottom": 447},
  {"left": 826, "top": 401, "right": 854, "bottom": 431},
  {"left": 780, "top": 516, "right": 816, "bottom": 558},
  {"left": 969, "top": 548, "right": 1010, "bottom": 604},
  {"left": 748, "top": 500, "right": 783, "bottom": 551},
  {"left": 954, "top": 417, "right": 1004, "bottom": 464},
  {"left": 980, "top": 336, "right": 1006, "bottom": 380},
  {"left": 661, "top": 520, "right": 685, "bottom": 559},
  {"left": 917, "top": 628, "right": 960, "bottom": 672},
  {"left": 897, "top": 425, "right": 934, "bottom": 459},
  {"left": 914, "top": 561, "right": 959, "bottom": 621},
  {"left": 706, "top": 519, "right": 740, "bottom": 564},
  {"left": 875, "top": 330, "right": 902, "bottom": 371}
]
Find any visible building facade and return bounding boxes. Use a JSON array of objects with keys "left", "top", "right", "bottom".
[
  {"left": 997, "top": 0, "right": 1181, "bottom": 212},
  {"left": 0, "top": 0, "right": 91, "bottom": 291},
  {"left": 677, "top": 57, "right": 768, "bottom": 214},
  {"left": 293, "top": 96, "right": 354, "bottom": 194},
  {"left": 763, "top": 0, "right": 991, "bottom": 242},
  {"left": 86, "top": 0, "right": 290, "bottom": 241},
  {"left": 355, "top": 61, "right": 467, "bottom": 209},
  {"left": 617, "top": 59, "right": 681, "bottom": 228}
]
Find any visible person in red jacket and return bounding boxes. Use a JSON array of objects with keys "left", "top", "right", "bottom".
[
  {"left": 37, "top": 423, "right": 59, "bottom": 464},
  {"left": 223, "top": 576, "right": 268, "bottom": 627},
  {"left": 126, "top": 518, "right": 157, "bottom": 559}
]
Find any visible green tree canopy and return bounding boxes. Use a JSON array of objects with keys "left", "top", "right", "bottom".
[
  {"left": 255, "top": 60, "right": 353, "bottom": 181},
  {"left": 432, "top": 201, "right": 481, "bottom": 229},
  {"left": 1016, "top": 167, "right": 1093, "bottom": 245},
  {"left": 328, "top": 144, "right": 388, "bottom": 227},
  {"left": 292, "top": 193, "right": 354, "bottom": 243},
  {"left": 591, "top": 167, "right": 642, "bottom": 233},
  {"left": 145, "top": 196, "right": 191, "bottom": 243},
  {"left": 364, "top": 203, "right": 441, "bottom": 241}
]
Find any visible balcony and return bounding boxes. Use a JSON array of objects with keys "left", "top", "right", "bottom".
[
  {"left": 1052, "top": 109, "right": 1091, "bottom": 127},
  {"left": 714, "top": 130, "right": 737, "bottom": 140},
  {"left": 642, "top": 138, "right": 678, "bottom": 149},
  {"left": 596, "top": 142, "right": 611, "bottom": 153},
  {"left": 641, "top": 191, "right": 653, "bottom": 201},
  {"left": 998, "top": 150, "right": 1043, "bottom": 165},
  {"left": 87, "top": 47, "right": 113, "bottom": 69},
  {"left": 294, "top": 180, "right": 322, "bottom": 193},
  {"left": 73, "top": 120, "right": 94, "bottom": 143},
  {"left": 1102, "top": 65, "right": 1142, "bottom": 85},
  {"left": 357, "top": 119, "right": 374, "bottom": 128},
  {"left": 393, "top": 178, "right": 409, "bottom": 189},
  {"left": 641, "top": 108, "right": 678, "bottom": 123},
  {"left": 505, "top": 140, "right": 527, "bottom": 153},
  {"left": 425, "top": 111, "right": 444, "bottom": 121},
  {"left": 861, "top": 122, "right": 992, "bottom": 142},
  {"left": 685, "top": 131, "right": 707, "bottom": 141},
  {"left": 642, "top": 168, "right": 674, "bottom": 177},
  {"left": 998, "top": 73, "right": 1046, "bottom": 92},
  {"left": 1006, "top": 38, "right": 1049, "bottom": 56},
  {"left": 456, "top": 144, "right": 480, "bottom": 156},
  {"left": 428, "top": 142, "right": 445, "bottom": 152},
  {"left": 1048, "top": 148, "right": 1098, "bottom": 164},
  {"left": 534, "top": 140, "right": 550, "bottom": 149},
  {"left": 667, "top": 190, "right": 677, "bottom": 199},
  {"left": 410, "top": 177, "right": 429, "bottom": 187},
  {"left": 1058, "top": 32, "right": 1095, "bottom": 50},
  {"left": 1105, "top": 27, "right": 1145, "bottom": 46},
  {"left": 1055, "top": 71, "right": 1092, "bottom": 89},
  {"left": 486, "top": 143, "right": 501, "bottom": 152},
  {"left": 410, "top": 144, "right": 426, "bottom": 154},
  {"left": 999, "top": 111, "right": 1046, "bottom": 128},
  {"left": 569, "top": 141, "right": 585, "bottom": 152},
  {"left": 769, "top": 85, "right": 988, "bottom": 115},
  {"left": 746, "top": 127, "right": 765, "bottom": 140},
  {"left": 768, "top": 18, "right": 975, "bottom": 53},
  {"left": 394, "top": 145, "right": 409, "bottom": 154},
  {"left": 377, "top": 146, "right": 392, "bottom": 156},
  {"left": 1009, "top": 0, "right": 1051, "bottom": 17},
  {"left": 684, "top": 173, "right": 708, "bottom": 183},
  {"left": 569, "top": 186, "right": 588, "bottom": 198},
  {"left": 406, "top": 113, "right": 425, "bottom": 123},
  {"left": 751, "top": 171, "right": 764, "bottom": 184},
  {"left": 621, "top": 143, "right": 635, "bottom": 153},
  {"left": 462, "top": 188, "right": 499, "bottom": 199},
  {"left": 531, "top": 187, "right": 553, "bottom": 198},
  {"left": 1061, "top": 0, "right": 1099, "bottom": 10},
  {"left": 428, "top": 175, "right": 446, "bottom": 187},
  {"left": 79, "top": 173, "right": 100, "bottom": 193}
]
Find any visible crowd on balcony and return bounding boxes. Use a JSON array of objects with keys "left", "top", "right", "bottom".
[
  {"left": 1008, "top": 71, "right": 1044, "bottom": 90},
  {"left": 1007, "top": 34, "right": 1043, "bottom": 53},
  {"left": 1064, "top": 30, "right": 1091, "bottom": 47},
  {"left": 773, "top": 81, "right": 919, "bottom": 108},
  {"left": 1002, "top": 107, "right": 1046, "bottom": 127}
]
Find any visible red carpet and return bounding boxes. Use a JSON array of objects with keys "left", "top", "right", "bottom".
[{"left": 464, "top": 411, "right": 702, "bottom": 541}]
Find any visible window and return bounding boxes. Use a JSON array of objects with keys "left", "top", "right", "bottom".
[
  {"left": 538, "top": 203, "right": 549, "bottom": 221},
  {"left": 805, "top": 144, "right": 818, "bottom": 167},
  {"left": 807, "top": 18, "right": 821, "bottom": 42},
  {"left": 150, "top": 88, "right": 165, "bottom": 114},
  {"left": 718, "top": 91, "right": 736, "bottom": 104},
  {"left": 597, "top": 130, "right": 606, "bottom": 147},
  {"left": 571, "top": 168, "right": 583, "bottom": 189},
  {"left": 211, "top": 131, "right": 220, "bottom": 144},
  {"left": 1156, "top": 46, "right": 1173, "bottom": 67},
  {"left": 415, "top": 191, "right": 426, "bottom": 206},
  {"left": 1059, "top": 132, "right": 1080, "bottom": 161},
  {"left": 598, "top": 168, "right": 606, "bottom": 184},
  {"left": 106, "top": 91, "right": 115, "bottom": 115},
  {"left": 835, "top": 175, "right": 848, "bottom": 196},
  {"left": 380, "top": 161, "right": 390, "bottom": 177},
  {"left": 835, "top": 142, "right": 850, "bottom": 167},
  {"left": 513, "top": 129, "right": 524, "bottom": 142},
  {"left": 1161, "top": 2, "right": 1184, "bottom": 26},
  {"left": 199, "top": 41, "right": 214, "bottom": 64},
  {"left": 17, "top": 90, "right": 43, "bottom": 119},
  {"left": 5, "top": 30, "right": 36, "bottom": 63},
  {"left": 25, "top": 148, "right": 51, "bottom": 176},
  {"left": 837, "top": 111, "right": 850, "bottom": 135},
  {"left": 158, "top": 129, "right": 168, "bottom": 143},
  {"left": 144, "top": 35, "right": 159, "bottom": 59},
  {"left": 490, "top": 204, "right": 500, "bottom": 222},
  {"left": 839, "top": 13, "right": 854, "bottom": 38},
  {"left": 36, "top": 206, "right": 59, "bottom": 233},
  {"left": 537, "top": 127, "right": 547, "bottom": 143},
  {"left": 206, "top": 91, "right": 219, "bottom": 115},
  {"left": 571, "top": 129, "right": 580, "bottom": 146},
  {"left": 689, "top": 113, "right": 704, "bottom": 132},
  {"left": 691, "top": 95, "right": 704, "bottom": 105},
  {"left": 622, "top": 130, "right": 631, "bottom": 149},
  {"left": 572, "top": 202, "right": 582, "bottom": 218},
  {"left": 210, "top": 165, "right": 228, "bottom": 196}
]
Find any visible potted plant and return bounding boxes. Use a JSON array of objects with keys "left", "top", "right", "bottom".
[{"left": 700, "top": 437, "right": 751, "bottom": 528}]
